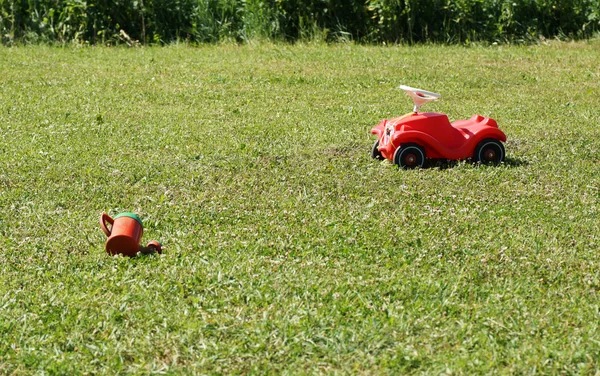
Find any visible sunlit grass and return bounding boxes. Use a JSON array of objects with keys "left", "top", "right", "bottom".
[{"left": 1, "top": 41, "right": 600, "bottom": 374}]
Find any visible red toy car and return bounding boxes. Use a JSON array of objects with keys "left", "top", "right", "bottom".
[{"left": 371, "top": 85, "right": 507, "bottom": 168}]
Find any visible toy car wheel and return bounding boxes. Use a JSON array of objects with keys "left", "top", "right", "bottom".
[
  {"left": 371, "top": 140, "right": 384, "bottom": 160},
  {"left": 394, "top": 144, "right": 426, "bottom": 169},
  {"left": 474, "top": 139, "right": 505, "bottom": 165}
]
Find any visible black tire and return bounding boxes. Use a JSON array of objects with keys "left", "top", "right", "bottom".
[
  {"left": 474, "top": 138, "right": 505, "bottom": 165},
  {"left": 371, "top": 140, "right": 384, "bottom": 160},
  {"left": 393, "top": 144, "right": 426, "bottom": 169}
]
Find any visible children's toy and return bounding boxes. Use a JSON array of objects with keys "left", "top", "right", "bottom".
[
  {"left": 100, "top": 212, "right": 162, "bottom": 257},
  {"left": 371, "top": 85, "right": 506, "bottom": 168}
]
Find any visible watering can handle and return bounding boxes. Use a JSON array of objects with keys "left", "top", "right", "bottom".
[{"left": 100, "top": 213, "right": 114, "bottom": 237}]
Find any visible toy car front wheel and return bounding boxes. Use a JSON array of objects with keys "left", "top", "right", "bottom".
[
  {"left": 394, "top": 144, "right": 426, "bottom": 169},
  {"left": 371, "top": 140, "right": 384, "bottom": 160},
  {"left": 474, "top": 139, "right": 505, "bottom": 165}
]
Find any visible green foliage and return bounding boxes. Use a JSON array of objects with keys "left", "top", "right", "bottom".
[
  {"left": 367, "top": 0, "right": 600, "bottom": 42},
  {"left": 0, "top": 0, "right": 599, "bottom": 44}
]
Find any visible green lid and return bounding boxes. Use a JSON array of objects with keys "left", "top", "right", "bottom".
[{"left": 114, "top": 212, "right": 143, "bottom": 226}]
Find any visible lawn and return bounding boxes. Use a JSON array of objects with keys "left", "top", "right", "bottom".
[{"left": 1, "top": 41, "right": 600, "bottom": 374}]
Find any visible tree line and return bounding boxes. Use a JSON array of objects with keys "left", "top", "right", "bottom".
[{"left": 1, "top": 0, "right": 599, "bottom": 45}]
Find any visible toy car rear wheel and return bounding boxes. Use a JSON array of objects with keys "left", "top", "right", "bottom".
[
  {"left": 474, "top": 139, "right": 505, "bottom": 165},
  {"left": 371, "top": 140, "right": 384, "bottom": 160},
  {"left": 394, "top": 144, "right": 425, "bottom": 169}
]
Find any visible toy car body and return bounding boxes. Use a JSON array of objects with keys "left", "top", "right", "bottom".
[{"left": 371, "top": 86, "right": 507, "bottom": 168}]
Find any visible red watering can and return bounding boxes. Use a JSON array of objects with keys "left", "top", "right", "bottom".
[{"left": 100, "top": 212, "right": 162, "bottom": 257}]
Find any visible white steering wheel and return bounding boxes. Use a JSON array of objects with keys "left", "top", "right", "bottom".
[{"left": 399, "top": 85, "right": 441, "bottom": 113}]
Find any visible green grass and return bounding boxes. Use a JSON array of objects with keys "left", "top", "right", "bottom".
[{"left": 1, "top": 40, "right": 600, "bottom": 374}]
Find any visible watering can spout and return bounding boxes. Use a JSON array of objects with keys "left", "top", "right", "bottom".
[{"left": 139, "top": 240, "right": 162, "bottom": 255}]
